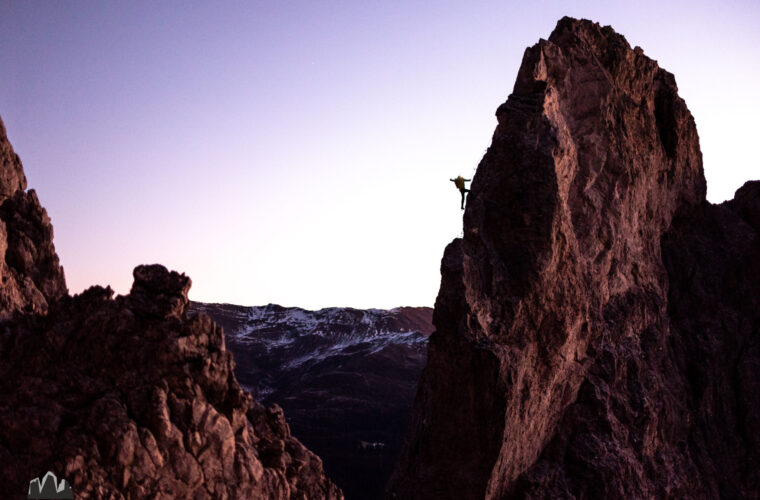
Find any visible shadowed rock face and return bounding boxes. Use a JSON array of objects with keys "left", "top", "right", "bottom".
[
  {"left": 388, "top": 17, "right": 759, "bottom": 500},
  {"left": 0, "top": 118, "right": 342, "bottom": 499},
  {"left": 0, "top": 118, "right": 67, "bottom": 320},
  {"left": 0, "top": 118, "right": 27, "bottom": 198}
]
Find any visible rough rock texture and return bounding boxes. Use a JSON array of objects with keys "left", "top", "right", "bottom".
[
  {"left": 0, "top": 116, "right": 341, "bottom": 498},
  {"left": 193, "top": 302, "right": 433, "bottom": 500},
  {"left": 0, "top": 117, "right": 27, "bottom": 198},
  {"left": 0, "top": 117, "right": 67, "bottom": 319},
  {"left": 0, "top": 266, "right": 342, "bottom": 499},
  {"left": 388, "top": 17, "right": 759, "bottom": 500}
]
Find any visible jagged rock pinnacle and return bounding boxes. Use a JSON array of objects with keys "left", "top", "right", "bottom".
[
  {"left": 130, "top": 264, "right": 192, "bottom": 318},
  {"left": 388, "top": 17, "right": 759, "bottom": 499}
]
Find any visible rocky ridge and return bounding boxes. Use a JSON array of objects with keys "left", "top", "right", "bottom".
[
  {"left": 0, "top": 117, "right": 342, "bottom": 499},
  {"left": 388, "top": 17, "right": 759, "bottom": 499}
]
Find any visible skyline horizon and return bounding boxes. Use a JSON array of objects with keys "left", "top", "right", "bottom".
[{"left": 1, "top": 2, "right": 758, "bottom": 309}]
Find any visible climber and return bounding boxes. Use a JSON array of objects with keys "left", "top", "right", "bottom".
[{"left": 450, "top": 175, "right": 471, "bottom": 210}]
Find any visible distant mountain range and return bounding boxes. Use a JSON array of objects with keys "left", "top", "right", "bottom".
[{"left": 190, "top": 302, "right": 433, "bottom": 500}]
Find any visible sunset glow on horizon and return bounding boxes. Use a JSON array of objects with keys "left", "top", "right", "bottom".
[{"left": 1, "top": 1, "right": 758, "bottom": 309}]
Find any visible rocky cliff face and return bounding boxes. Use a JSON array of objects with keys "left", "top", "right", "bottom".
[
  {"left": 0, "top": 118, "right": 342, "bottom": 499},
  {"left": 388, "top": 17, "right": 759, "bottom": 499},
  {"left": 193, "top": 302, "right": 433, "bottom": 500},
  {"left": 0, "top": 118, "right": 67, "bottom": 320}
]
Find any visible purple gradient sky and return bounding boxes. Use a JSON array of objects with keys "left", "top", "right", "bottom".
[{"left": 1, "top": 1, "right": 758, "bottom": 309}]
